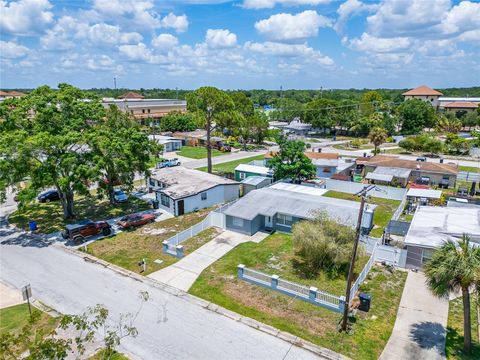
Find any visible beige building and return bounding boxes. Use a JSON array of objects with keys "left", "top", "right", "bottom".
[
  {"left": 443, "top": 101, "right": 479, "bottom": 114},
  {"left": 402, "top": 85, "right": 443, "bottom": 109}
]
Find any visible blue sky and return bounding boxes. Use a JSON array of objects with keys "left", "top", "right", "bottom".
[{"left": 1, "top": 0, "right": 479, "bottom": 90}]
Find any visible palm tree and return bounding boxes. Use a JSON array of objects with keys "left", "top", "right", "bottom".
[
  {"left": 424, "top": 235, "right": 480, "bottom": 354},
  {"left": 368, "top": 127, "right": 388, "bottom": 155}
]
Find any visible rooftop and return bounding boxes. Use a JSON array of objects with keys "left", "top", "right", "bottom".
[
  {"left": 406, "top": 188, "right": 442, "bottom": 199},
  {"left": 304, "top": 152, "right": 339, "bottom": 160},
  {"left": 222, "top": 183, "right": 373, "bottom": 227},
  {"left": 173, "top": 130, "right": 207, "bottom": 138},
  {"left": 402, "top": 85, "right": 443, "bottom": 96},
  {"left": 405, "top": 206, "right": 480, "bottom": 248},
  {"left": 150, "top": 167, "right": 238, "bottom": 199},
  {"left": 118, "top": 91, "right": 144, "bottom": 99},
  {"left": 366, "top": 155, "right": 458, "bottom": 175},
  {"left": 235, "top": 163, "right": 273, "bottom": 176},
  {"left": 444, "top": 102, "right": 479, "bottom": 109},
  {"left": 241, "top": 176, "right": 271, "bottom": 186}
]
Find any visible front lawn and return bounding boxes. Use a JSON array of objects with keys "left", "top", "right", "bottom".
[
  {"left": 197, "top": 154, "right": 266, "bottom": 174},
  {"left": 90, "top": 349, "right": 129, "bottom": 360},
  {"left": 9, "top": 196, "right": 151, "bottom": 234},
  {"left": 189, "top": 232, "right": 407, "bottom": 360},
  {"left": 0, "top": 303, "right": 59, "bottom": 355},
  {"left": 445, "top": 293, "right": 480, "bottom": 359},
  {"left": 322, "top": 191, "right": 400, "bottom": 237},
  {"left": 459, "top": 165, "right": 480, "bottom": 173},
  {"left": 177, "top": 146, "right": 224, "bottom": 159},
  {"left": 84, "top": 209, "right": 217, "bottom": 275}
]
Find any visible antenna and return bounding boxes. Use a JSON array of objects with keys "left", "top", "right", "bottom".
[{"left": 114, "top": 76, "right": 117, "bottom": 90}]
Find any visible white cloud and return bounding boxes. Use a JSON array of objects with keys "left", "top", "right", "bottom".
[
  {"left": 347, "top": 33, "right": 412, "bottom": 53},
  {"left": 0, "top": 0, "right": 54, "bottom": 35},
  {"left": 151, "top": 33, "right": 178, "bottom": 51},
  {"left": 205, "top": 29, "right": 237, "bottom": 48},
  {"left": 255, "top": 10, "right": 332, "bottom": 41},
  {"left": 118, "top": 43, "right": 153, "bottom": 62},
  {"left": 91, "top": 0, "right": 160, "bottom": 29},
  {"left": 441, "top": 1, "right": 480, "bottom": 35},
  {"left": 243, "top": 0, "right": 330, "bottom": 9},
  {"left": 88, "top": 24, "right": 142, "bottom": 46},
  {"left": 334, "top": 0, "right": 378, "bottom": 34},
  {"left": 40, "top": 16, "right": 89, "bottom": 50},
  {"left": 86, "top": 55, "right": 115, "bottom": 70},
  {"left": 457, "top": 29, "right": 480, "bottom": 43},
  {"left": 0, "top": 40, "right": 29, "bottom": 58},
  {"left": 160, "top": 13, "right": 189, "bottom": 33}
]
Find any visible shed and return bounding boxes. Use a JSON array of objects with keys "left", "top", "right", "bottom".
[
  {"left": 234, "top": 163, "right": 273, "bottom": 182},
  {"left": 241, "top": 176, "right": 272, "bottom": 195}
]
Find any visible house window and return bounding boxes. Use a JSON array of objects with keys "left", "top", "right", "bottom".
[
  {"left": 277, "top": 213, "right": 293, "bottom": 227},
  {"left": 232, "top": 217, "right": 244, "bottom": 227},
  {"left": 323, "top": 167, "right": 331, "bottom": 173},
  {"left": 201, "top": 192, "right": 207, "bottom": 201},
  {"left": 142, "top": 109, "right": 145, "bottom": 114},
  {"left": 148, "top": 109, "right": 151, "bottom": 113},
  {"left": 149, "top": 179, "right": 156, "bottom": 187},
  {"left": 421, "top": 248, "right": 434, "bottom": 265},
  {"left": 160, "top": 193, "right": 170, "bottom": 207},
  {"left": 239, "top": 172, "right": 246, "bottom": 180}
]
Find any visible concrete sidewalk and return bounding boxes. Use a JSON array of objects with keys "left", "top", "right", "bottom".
[
  {"left": 148, "top": 230, "right": 269, "bottom": 291},
  {"left": 0, "top": 281, "right": 24, "bottom": 309},
  {"left": 379, "top": 271, "right": 448, "bottom": 360}
]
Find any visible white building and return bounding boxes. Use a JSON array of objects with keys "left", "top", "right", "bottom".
[
  {"left": 148, "top": 135, "right": 182, "bottom": 153},
  {"left": 148, "top": 167, "right": 240, "bottom": 216},
  {"left": 402, "top": 85, "right": 444, "bottom": 109}
]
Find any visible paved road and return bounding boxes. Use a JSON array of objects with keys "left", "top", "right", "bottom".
[
  {"left": 0, "top": 236, "right": 323, "bottom": 360},
  {"left": 379, "top": 271, "right": 448, "bottom": 360}
]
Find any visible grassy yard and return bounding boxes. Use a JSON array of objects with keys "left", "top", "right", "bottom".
[
  {"left": 89, "top": 349, "right": 129, "bottom": 360},
  {"left": 189, "top": 232, "right": 407, "bottom": 359},
  {"left": 0, "top": 303, "right": 59, "bottom": 355},
  {"left": 322, "top": 191, "right": 401, "bottom": 237},
  {"left": 9, "top": 195, "right": 151, "bottom": 234},
  {"left": 177, "top": 146, "right": 224, "bottom": 159},
  {"left": 446, "top": 294, "right": 480, "bottom": 360},
  {"left": 459, "top": 165, "right": 480, "bottom": 173},
  {"left": 84, "top": 209, "right": 219, "bottom": 275},
  {"left": 197, "top": 154, "right": 266, "bottom": 174}
]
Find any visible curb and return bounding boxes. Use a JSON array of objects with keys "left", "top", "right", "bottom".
[{"left": 59, "top": 245, "right": 351, "bottom": 360}]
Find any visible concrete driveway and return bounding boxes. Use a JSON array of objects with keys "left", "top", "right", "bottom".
[
  {"left": 0, "top": 281, "right": 23, "bottom": 309},
  {"left": 148, "top": 230, "right": 269, "bottom": 291},
  {"left": 379, "top": 271, "right": 448, "bottom": 360}
]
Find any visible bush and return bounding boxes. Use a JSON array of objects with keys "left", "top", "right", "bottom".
[
  {"left": 350, "top": 139, "right": 361, "bottom": 148},
  {"left": 292, "top": 212, "right": 362, "bottom": 278}
]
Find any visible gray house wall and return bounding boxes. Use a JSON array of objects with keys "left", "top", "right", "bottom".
[
  {"left": 225, "top": 215, "right": 263, "bottom": 235},
  {"left": 273, "top": 214, "right": 304, "bottom": 233},
  {"left": 405, "top": 245, "right": 424, "bottom": 269}
]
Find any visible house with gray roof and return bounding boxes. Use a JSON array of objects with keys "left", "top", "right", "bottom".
[{"left": 148, "top": 167, "right": 240, "bottom": 216}]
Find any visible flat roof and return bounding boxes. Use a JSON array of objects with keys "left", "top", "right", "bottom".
[
  {"left": 223, "top": 184, "right": 373, "bottom": 226},
  {"left": 373, "top": 166, "right": 412, "bottom": 179},
  {"left": 150, "top": 167, "right": 238, "bottom": 199},
  {"left": 366, "top": 155, "right": 458, "bottom": 175},
  {"left": 235, "top": 164, "right": 272, "bottom": 176},
  {"left": 406, "top": 188, "right": 442, "bottom": 199},
  {"left": 241, "top": 176, "right": 271, "bottom": 186},
  {"left": 365, "top": 172, "right": 394, "bottom": 182},
  {"left": 405, "top": 206, "right": 480, "bottom": 248}
]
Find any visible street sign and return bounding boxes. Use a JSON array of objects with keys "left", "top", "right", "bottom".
[{"left": 22, "top": 284, "right": 32, "bottom": 315}]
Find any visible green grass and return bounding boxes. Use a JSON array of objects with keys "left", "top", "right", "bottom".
[
  {"left": 189, "top": 232, "right": 407, "bottom": 359},
  {"left": 84, "top": 209, "right": 215, "bottom": 275},
  {"left": 177, "top": 146, "right": 224, "bottom": 159},
  {"left": 0, "top": 303, "right": 59, "bottom": 355},
  {"left": 89, "top": 349, "right": 129, "bottom": 360},
  {"left": 459, "top": 166, "right": 480, "bottom": 173},
  {"left": 9, "top": 195, "right": 151, "bottom": 234},
  {"left": 322, "top": 191, "right": 400, "bottom": 237},
  {"left": 446, "top": 294, "right": 480, "bottom": 359},
  {"left": 197, "top": 154, "right": 266, "bottom": 174}
]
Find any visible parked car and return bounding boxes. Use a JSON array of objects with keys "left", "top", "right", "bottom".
[
  {"left": 61, "top": 219, "right": 111, "bottom": 243},
  {"left": 416, "top": 156, "right": 427, "bottom": 162},
  {"left": 38, "top": 189, "right": 60, "bottom": 203},
  {"left": 117, "top": 212, "right": 156, "bottom": 229},
  {"left": 156, "top": 158, "right": 181, "bottom": 168},
  {"left": 113, "top": 189, "right": 128, "bottom": 203}
]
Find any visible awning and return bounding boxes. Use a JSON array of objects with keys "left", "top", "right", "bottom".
[{"left": 365, "top": 172, "right": 394, "bottom": 182}]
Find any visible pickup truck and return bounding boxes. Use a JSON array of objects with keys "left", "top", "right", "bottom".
[{"left": 156, "top": 158, "right": 181, "bottom": 168}]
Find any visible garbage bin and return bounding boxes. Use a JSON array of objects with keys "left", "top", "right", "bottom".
[
  {"left": 29, "top": 220, "right": 37, "bottom": 232},
  {"left": 358, "top": 292, "right": 371, "bottom": 312},
  {"left": 152, "top": 199, "right": 159, "bottom": 210}
]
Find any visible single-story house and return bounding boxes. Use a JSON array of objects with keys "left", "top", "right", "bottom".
[
  {"left": 406, "top": 188, "right": 442, "bottom": 207},
  {"left": 365, "top": 166, "right": 412, "bottom": 187},
  {"left": 283, "top": 121, "right": 313, "bottom": 136},
  {"left": 443, "top": 101, "right": 479, "bottom": 114},
  {"left": 222, "top": 182, "right": 375, "bottom": 235},
  {"left": 148, "top": 167, "right": 240, "bottom": 216},
  {"left": 148, "top": 135, "right": 182, "bottom": 153},
  {"left": 304, "top": 152, "right": 355, "bottom": 178},
  {"left": 364, "top": 155, "right": 458, "bottom": 188},
  {"left": 241, "top": 176, "right": 273, "bottom": 195},
  {"left": 234, "top": 163, "right": 273, "bottom": 182},
  {"left": 404, "top": 206, "right": 480, "bottom": 269},
  {"left": 172, "top": 130, "right": 207, "bottom": 146},
  {"left": 268, "top": 121, "right": 289, "bottom": 130}
]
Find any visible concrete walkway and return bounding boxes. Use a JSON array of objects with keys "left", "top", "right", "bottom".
[
  {"left": 379, "top": 271, "right": 449, "bottom": 360},
  {"left": 0, "top": 281, "right": 24, "bottom": 309},
  {"left": 148, "top": 230, "right": 269, "bottom": 291}
]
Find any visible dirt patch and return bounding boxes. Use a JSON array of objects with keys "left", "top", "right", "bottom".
[{"left": 223, "top": 280, "right": 337, "bottom": 337}]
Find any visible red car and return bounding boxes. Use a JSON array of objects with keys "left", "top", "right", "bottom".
[{"left": 117, "top": 213, "right": 156, "bottom": 229}]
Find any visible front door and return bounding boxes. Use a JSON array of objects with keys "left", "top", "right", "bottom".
[
  {"left": 177, "top": 200, "right": 185, "bottom": 216},
  {"left": 265, "top": 215, "right": 273, "bottom": 229}
]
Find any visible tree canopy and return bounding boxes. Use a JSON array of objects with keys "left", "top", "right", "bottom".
[{"left": 270, "top": 139, "right": 316, "bottom": 182}]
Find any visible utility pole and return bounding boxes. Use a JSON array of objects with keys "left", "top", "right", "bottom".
[
  {"left": 320, "top": 86, "right": 323, "bottom": 99},
  {"left": 341, "top": 184, "right": 376, "bottom": 332},
  {"left": 114, "top": 77, "right": 117, "bottom": 90}
]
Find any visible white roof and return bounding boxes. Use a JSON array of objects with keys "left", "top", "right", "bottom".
[
  {"left": 148, "top": 135, "right": 181, "bottom": 144},
  {"left": 365, "top": 172, "right": 394, "bottom": 182},
  {"left": 270, "top": 182, "right": 328, "bottom": 197},
  {"left": 373, "top": 166, "right": 412, "bottom": 178},
  {"left": 311, "top": 158, "right": 339, "bottom": 167},
  {"left": 405, "top": 206, "right": 480, "bottom": 248},
  {"left": 235, "top": 164, "right": 272, "bottom": 176},
  {"left": 406, "top": 188, "right": 442, "bottom": 199}
]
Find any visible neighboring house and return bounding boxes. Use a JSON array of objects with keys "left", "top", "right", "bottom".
[
  {"left": 268, "top": 121, "right": 289, "bottom": 130},
  {"left": 304, "top": 152, "right": 339, "bottom": 177},
  {"left": 117, "top": 91, "right": 145, "bottom": 99},
  {"left": 148, "top": 135, "right": 182, "bottom": 153},
  {"left": 173, "top": 130, "right": 207, "bottom": 146},
  {"left": 222, "top": 182, "right": 375, "bottom": 235},
  {"left": 102, "top": 97, "right": 187, "bottom": 124},
  {"left": 404, "top": 206, "right": 480, "bottom": 269},
  {"left": 283, "top": 121, "right": 313, "bottom": 136},
  {"left": 364, "top": 155, "right": 458, "bottom": 188},
  {"left": 148, "top": 167, "right": 240, "bottom": 216},
  {"left": 438, "top": 97, "right": 480, "bottom": 110},
  {"left": 241, "top": 176, "right": 273, "bottom": 195},
  {"left": 234, "top": 163, "right": 273, "bottom": 181},
  {"left": 402, "top": 85, "right": 443, "bottom": 109},
  {"left": 443, "top": 101, "right": 479, "bottom": 114},
  {"left": 406, "top": 188, "right": 443, "bottom": 211},
  {"left": 0, "top": 90, "right": 26, "bottom": 101}
]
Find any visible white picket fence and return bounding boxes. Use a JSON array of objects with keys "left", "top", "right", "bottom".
[{"left": 350, "top": 240, "right": 378, "bottom": 303}]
